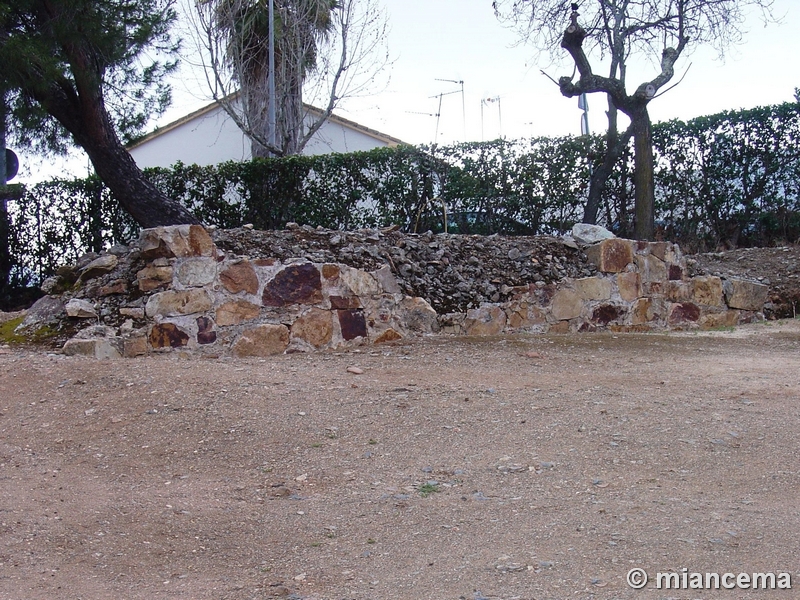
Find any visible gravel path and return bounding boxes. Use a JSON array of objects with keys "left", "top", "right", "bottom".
[{"left": 2, "top": 320, "right": 800, "bottom": 599}]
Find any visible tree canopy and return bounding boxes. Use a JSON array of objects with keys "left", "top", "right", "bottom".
[
  {"left": 191, "top": 0, "right": 391, "bottom": 157},
  {"left": 495, "top": 0, "right": 776, "bottom": 240},
  {"left": 0, "top": 0, "right": 199, "bottom": 226}
]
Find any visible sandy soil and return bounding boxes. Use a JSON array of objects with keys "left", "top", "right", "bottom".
[{"left": 2, "top": 321, "right": 800, "bottom": 600}]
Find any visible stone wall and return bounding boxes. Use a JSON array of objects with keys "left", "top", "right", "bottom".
[
  {"left": 18, "top": 226, "right": 768, "bottom": 359},
  {"left": 42, "top": 225, "right": 438, "bottom": 359},
  {"left": 440, "top": 238, "right": 768, "bottom": 336}
]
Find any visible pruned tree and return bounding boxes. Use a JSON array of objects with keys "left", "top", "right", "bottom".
[
  {"left": 495, "top": 0, "right": 776, "bottom": 240},
  {"left": 188, "top": 0, "right": 391, "bottom": 158},
  {"left": 0, "top": 0, "right": 200, "bottom": 227}
]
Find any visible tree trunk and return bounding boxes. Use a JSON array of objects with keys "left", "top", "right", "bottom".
[
  {"left": 583, "top": 97, "right": 633, "bottom": 225},
  {"left": 80, "top": 134, "right": 201, "bottom": 228},
  {"left": 631, "top": 105, "right": 655, "bottom": 240},
  {"left": 0, "top": 90, "right": 10, "bottom": 296},
  {"left": 38, "top": 80, "right": 200, "bottom": 228}
]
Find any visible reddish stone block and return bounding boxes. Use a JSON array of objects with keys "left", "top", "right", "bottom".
[
  {"left": 463, "top": 306, "right": 506, "bottom": 336},
  {"left": 338, "top": 309, "right": 368, "bottom": 340},
  {"left": 262, "top": 264, "right": 323, "bottom": 306},
  {"left": 322, "top": 264, "right": 341, "bottom": 280},
  {"left": 291, "top": 308, "right": 333, "bottom": 348},
  {"left": 548, "top": 321, "right": 570, "bottom": 333},
  {"left": 668, "top": 302, "right": 701, "bottom": 324},
  {"left": 253, "top": 258, "right": 277, "bottom": 267},
  {"left": 215, "top": 299, "right": 261, "bottom": 326},
  {"left": 585, "top": 239, "right": 634, "bottom": 273},
  {"left": 196, "top": 316, "right": 217, "bottom": 345},
  {"left": 374, "top": 329, "right": 403, "bottom": 344},
  {"left": 592, "top": 304, "right": 624, "bottom": 325},
  {"left": 97, "top": 280, "right": 128, "bottom": 296},
  {"left": 220, "top": 260, "right": 259, "bottom": 295},
  {"left": 232, "top": 324, "right": 289, "bottom": 356},
  {"left": 668, "top": 264, "right": 684, "bottom": 281},
  {"left": 149, "top": 323, "right": 189, "bottom": 349},
  {"left": 330, "top": 295, "right": 362, "bottom": 309}
]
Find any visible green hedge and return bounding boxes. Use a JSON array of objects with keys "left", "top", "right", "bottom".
[{"left": 5, "top": 101, "right": 800, "bottom": 289}]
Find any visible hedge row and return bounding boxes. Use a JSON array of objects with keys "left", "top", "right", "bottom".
[{"left": 5, "top": 101, "right": 800, "bottom": 289}]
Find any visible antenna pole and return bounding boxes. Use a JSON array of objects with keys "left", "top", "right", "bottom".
[
  {"left": 267, "top": 0, "right": 277, "bottom": 152},
  {"left": 460, "top": 80, "right": 466, "bottom": 141},
  {"left": 434, "top": 93, "right": 444, "bottom": 143}
]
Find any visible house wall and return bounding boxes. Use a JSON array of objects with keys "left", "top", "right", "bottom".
[
  {"left": 130, "top": 105, "right": 250, "bottom": 169},
  {"left": 129, "top": 103, "right": 395, "bottom": 169}
]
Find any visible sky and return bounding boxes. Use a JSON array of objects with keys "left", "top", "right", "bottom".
[{"left": 13, "top": 0, "right": 800, "bottom": 182}]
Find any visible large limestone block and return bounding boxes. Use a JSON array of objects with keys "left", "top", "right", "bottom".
[
  {"left": 575, "top": 276, "right": 612, "bottom": 301},
  {"left": 145, "top": 289, "right": 213, "bottom": 317},
  {"left": 17, "top": 296, "right": 65, "bottom": 331},
  {"left": 616, "top": 272, "right": 641, "bottom": 302},
  {"left": 723, "top": 278, "right": 769, "bottom": 311},
  {"left": 139, "top": 225, "right": 215, "bottom": 259},
  {"left": 291, "top": 308, "right": 333, "bottom": 348},
  {"left": 232, "top": 324, "right": 289, "bottom": 356},
  {"left": 398, "top": 297, "right": 439, "bottom": 333},
  {"left": 176, "top": 258, "right": 218, "bottom": 287},
  {"left": 699, "top": 310, "right": 740, "bottom": 330},
  {"left": 370, "top": 265, "right": 402, "bottom": 294},
  {"left": 220, "top": 260, "right": 260, "bottom": 295},
  {"left": 634, "top": 254, "right": 667, "bottom": 283},
  {"left": 62, "top": 338, "right": 121, "bottom": 359},
  {"left": 65, "top": 299, "right": 97, "bottom": 319},
  {"left": 463, "top": 305, "right": 507, "bottom": 336},
  {"left": 123, "top": 336, "right": 148, "bottom": 357},
  {"left": 551, "top": 289, "right": 583, "bottom": 321},
  {"left": 339, "top": 265, "right": 381, "bottom": 296},
  {"left": 137, "top": 265, "right": 174, "bottom": 292},
  {"left": 585, "top": 239, "right": 634, "bottom": 273},
  {"left": 215, "top": 299, "right": 261, "bottom": 326},
  {"left": 691, "top": 276, "right": 724, "bottom": 307}
]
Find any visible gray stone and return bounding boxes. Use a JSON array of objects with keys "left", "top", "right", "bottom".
[
  {"left": 176, "top": 258, "right": 218, "bottom": 287},
  {"left": 65, "top": 299, "right": 98, "bottom": 319},
  {"left": 78, "top": 254, "right": 118, "bottom": 281},
  {"left": 16, "top": 296, "right": 65, "bottom": 331},
  {"left": 571, "top": 223, "right": 615, "bottom": 246},
  {"left": 370, "top": 265, "right": 402, "bottom": 294}
]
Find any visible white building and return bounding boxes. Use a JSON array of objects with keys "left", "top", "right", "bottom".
[{"left": 128, "top": 100, "right": 405, "bottom": 168}]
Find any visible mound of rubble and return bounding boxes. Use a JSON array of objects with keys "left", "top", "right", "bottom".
[{"left": 212, "top": 224, "right": 595, "bottom": 314}]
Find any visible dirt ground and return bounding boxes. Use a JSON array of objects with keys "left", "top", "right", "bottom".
[{"left": 2, "top": 320, "right": 800, "bottom": 600}]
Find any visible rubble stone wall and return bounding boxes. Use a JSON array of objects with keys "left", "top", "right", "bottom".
[
  {"left": 19, "top": 226, "right": 768, "bottom": 359},
  {"left": 440, "top": 238, "right": 768, "bottom": 336}
]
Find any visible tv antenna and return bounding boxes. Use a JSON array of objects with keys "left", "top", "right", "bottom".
[
  {"left": 481, "top": 96, "right": 502, "bottom": 140},
  {"left": 434, "top": 78, "right": 466, "bottom": 140}
]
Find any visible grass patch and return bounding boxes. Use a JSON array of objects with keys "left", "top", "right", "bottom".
[
  {"left": 418, "top": 482, "right": 440, "bottom": 497},
  {"left": 0, "top": 316, "right": 26, "bottom": 344}
]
